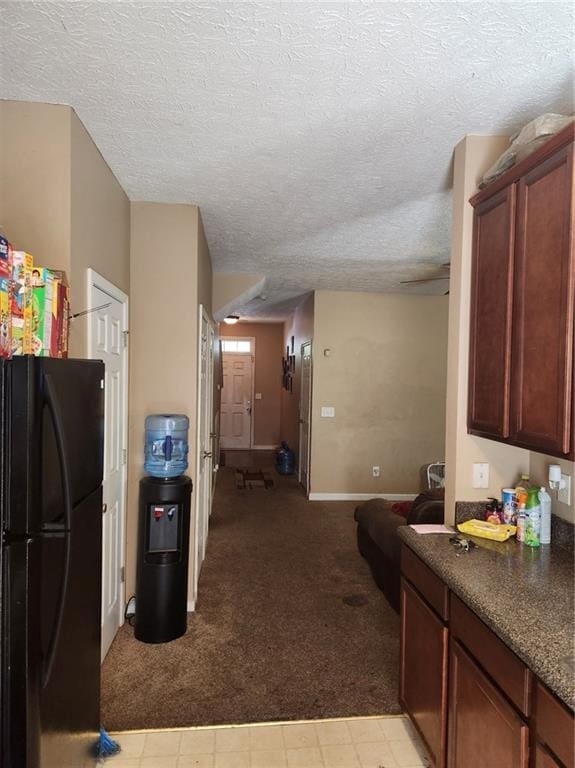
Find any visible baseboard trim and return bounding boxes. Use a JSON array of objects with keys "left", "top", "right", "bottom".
[
  {"left": 187, "top": 600, "right": 196, "bottom": 612},
  {"left": 251, "top": 445, "right": 279, "bottom": 450},
  {"left": 308, "top": 493, "right": 417, "bottom": 501}
]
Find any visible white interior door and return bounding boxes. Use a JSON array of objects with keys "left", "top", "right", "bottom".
[
  {"left": 220, "top": 353, "right": 253, "bottom": 449},
  {"left": 299, "top": 342, "right": 312, "bottom": 493},
  {"left": 87, "top": 271, "right": 128, "bottom": 661},
  {"left": 193, "top": 306, "right": 215, "bottom": 603}
]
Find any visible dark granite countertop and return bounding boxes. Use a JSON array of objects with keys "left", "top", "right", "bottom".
[{"left": 398, "top": 525, "right": 575, "bottom": 711}]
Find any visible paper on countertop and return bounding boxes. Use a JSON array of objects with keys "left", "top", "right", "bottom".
[{"left": 409, "top": 524, "right": 455, "bottom": 534}]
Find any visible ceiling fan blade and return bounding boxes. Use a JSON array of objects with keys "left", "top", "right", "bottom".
[{"left": 400, "top": 276, "right": 451, "bottom": 284}]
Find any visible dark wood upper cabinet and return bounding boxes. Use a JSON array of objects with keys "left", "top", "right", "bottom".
[
  {"left": 448, "top": 640, "right": 529, "bottom": 768},
  {"left": 468, "top": 125, "right": 574, "bottom": 459},
  {"left": 534, "top": 744, "right": 562, "bottom": 768},
  {"left": 400, "top": 578, "right": 448, "bottom": 768},
  {"left": 512, "top": 145, "right": 574, "bottom": 455},
  {"left": 468, "top": 185, "right": 516, "bottom": 438}
]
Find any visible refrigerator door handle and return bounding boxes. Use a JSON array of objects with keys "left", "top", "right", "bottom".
[{"left": 41, "top": 373, "right": 73, "bottom": 689}]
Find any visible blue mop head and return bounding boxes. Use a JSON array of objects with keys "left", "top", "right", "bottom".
[{"left": 93, "top": 727, "right": 121, "bottom": 759}]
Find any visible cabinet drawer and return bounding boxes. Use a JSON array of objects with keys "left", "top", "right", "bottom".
[
  {"left": 535, "top": 681, "right": 575, "bottom": 768},
  {"left": 401, "top": 545, "right": 449, "bottom": 620},
  {"left": 450, "top": 594, "right": 531, "bottom": 716}
]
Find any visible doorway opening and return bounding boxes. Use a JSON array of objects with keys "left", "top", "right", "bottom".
[{"left": 86, "top": 269, "right": 129, "bottom": 662}]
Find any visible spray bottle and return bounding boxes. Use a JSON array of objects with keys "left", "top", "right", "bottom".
[{"left": 538, "top": 487, "right": 552, "bottom": 545}]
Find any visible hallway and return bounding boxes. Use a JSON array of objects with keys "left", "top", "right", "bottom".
[{"left": 101, "top": 457, "right": 401, "bottom": 730}]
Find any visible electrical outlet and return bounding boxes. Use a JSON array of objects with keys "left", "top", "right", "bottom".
[
  {"left": 321, "top": 406, "right": 335, "bottom": 418},
  {"left": 558, "top": 473, "right": 572, "bottom": 505},
  {"left": 372, "top": 466, "right": 380, "bottom": 477},
  {"left": 472, "top": 462, "right": 489, "bottom": 489}
]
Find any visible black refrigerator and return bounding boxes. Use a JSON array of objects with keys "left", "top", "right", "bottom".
[{"left": 0, "top": 356, "right": 105, "bottom": 768}]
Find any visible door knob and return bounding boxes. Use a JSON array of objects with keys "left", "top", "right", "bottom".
[{"left": 203, "top": 451, "right": 213, "bottom": 459}]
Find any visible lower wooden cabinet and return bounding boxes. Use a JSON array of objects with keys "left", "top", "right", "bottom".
[
  {"left": 400, "top": 546, "right": 574, "bottom": 768},
  {"left": 448, "top": 640, "right": 529, "bottom": 768},
  {"left": 534, "top": 681, "right": 575, "bottom": 768},
  {"left": 399, "top": 578, "right": 448, "bottom": 767}
]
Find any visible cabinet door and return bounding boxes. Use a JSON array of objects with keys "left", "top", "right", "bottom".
[
  {"left": 448, "top": 640, "right": 529, "bottom": 768},
  {"left": 535, "top": 743, "right": 561, "bottom": 768},
  {"left": 512, "top": 143, "right": 574, "bottom": 456},
  {"left": 468, "top": 185, "right": 516, "bottom": 439},
  {"left": 400, "top": 579, "right": 448, "bottom": 767}
]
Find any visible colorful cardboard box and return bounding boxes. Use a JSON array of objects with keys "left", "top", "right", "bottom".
[
  {"left": 0, "top": 276, "right": 11, "bottom": 358},
  {"left": 0, "top": 234, "right": 12, "bottom": 279},
  {"left": 31, "top": 267, "right": 54, "bottom": 357},
  {"left": 50, "top": 270, "right": 70, "bottom": 358},
  {"left": 11, "top": 251, "right": 33, "bottom": 356}
]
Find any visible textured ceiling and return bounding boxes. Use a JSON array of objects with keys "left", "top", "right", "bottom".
[{"left": 1, "top": 2, "right": 573, "bottom": 318}]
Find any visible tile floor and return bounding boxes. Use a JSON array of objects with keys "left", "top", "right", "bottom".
[{"left": 102, "top": 716, "right": 430, "bottom": 768}]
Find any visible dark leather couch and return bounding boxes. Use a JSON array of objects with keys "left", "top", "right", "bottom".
[{"left": 354, "top": 488, "right": 444, "bottom": 612}]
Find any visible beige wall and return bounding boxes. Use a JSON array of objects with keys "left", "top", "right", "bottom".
[
  {"left": 1, "top": 100, "right": 215, "bottom": 605},
  {"left": 197, "top": 210, "right": 213, "bottom": 316},
  {"left": 220, "top": 321, "right": 284, "bottom": 447},
  {"left": 128, "top": 202, "right": 212, "bottom": 600},
  {"left": 444, "top": 135, "right": 530, "bottom": 524},
  {"left": 69, "top": 112, "right": 130, "bottom": 357},
  {"left": 0, "top": 101, "right": 130, "bottom": 358},
  {"left": 0, "top": 100, "right": 71, "bottom": 270},
  {"left": 212, "top": 272, "right": 266, "bottom": 321},
  {"left": 280, "top": 292, "right": 315, "bottom": 455},
  {"left": 310, "top": 291, "right": 448, "bottom": 495},
  {"left": 530, "top": 452, "right": 574, "bottom": 523}
]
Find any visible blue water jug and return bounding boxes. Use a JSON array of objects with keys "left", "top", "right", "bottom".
[
  {"left": 144, "top": 414, "right": 189, "bottom": 478},
  {"left": 276, "top": 441, "right": 295, "bottom": 475}
]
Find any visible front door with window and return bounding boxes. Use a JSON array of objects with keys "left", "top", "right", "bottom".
[{"left": 220, "top": 344, "right": 253, "bottom": 449}]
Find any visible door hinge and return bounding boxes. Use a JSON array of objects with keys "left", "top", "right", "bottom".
[
  {"left": 122, "top": 330, "right": 129, "bottom": 348},
  {"left": 122, "top": 448, "right": 127, "bottom": 465},
  {"left": 100, "top": 378, "right": 105, "bottom": 390},
  {"left": 120, "top": 566, "right": 125, "bottom": 584}
]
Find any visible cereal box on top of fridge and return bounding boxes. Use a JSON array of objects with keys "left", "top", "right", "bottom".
[
  {"left": 50, "top": 269, "right": 69, "bottom": 357},
  {"left": 11, "top": 251, "right": 34, "bottom": 356},
  {"left": 0, "top": 235, "right": 12, "bottom": 279},
  {"left": 0, "top": 276, "right": 12, "bottom": 358},
  {"left": 31, "top": 267, "right": 54, "bottom": 356}
]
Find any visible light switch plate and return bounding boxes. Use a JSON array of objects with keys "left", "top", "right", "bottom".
[
  {"left": 255, "top": 393, "right": 262, "bottom": 400},
  {"left": 472, "top": 462, "right": 489, "bottom": 489},
  {"left": 321, "top": 406, "right": 335, "bottom": 418},
  {"left": 558, "top": 473, "right": 571, "bottom": 505}
]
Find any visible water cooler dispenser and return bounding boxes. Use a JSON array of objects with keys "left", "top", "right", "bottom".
[{"left": 135, "top": 415, "right": 193, "bottom": 644}]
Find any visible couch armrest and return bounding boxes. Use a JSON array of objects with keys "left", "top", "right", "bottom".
[{"left": 353, "top": 497, "right": 395, "bottom": 523}]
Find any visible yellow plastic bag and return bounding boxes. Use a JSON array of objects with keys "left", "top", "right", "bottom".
[{"left": 457, "top": 519, "right": 517, "bottom": 542}]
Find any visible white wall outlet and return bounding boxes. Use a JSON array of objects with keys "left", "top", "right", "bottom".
[
  {"left": 255, "top": 392, "right": 262, "bottom": 400},
  {"left": 472, "top": 462, "right": 489, "bottom": 489},
  {"left": 558, "top": 473, "right": 571, "bottom": 505},
  {"left": 321, "top": 406, "right": 335, "bottom": 418},
  {"left": 372, "top": 466, "right": 380, "bottom": 477}
]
